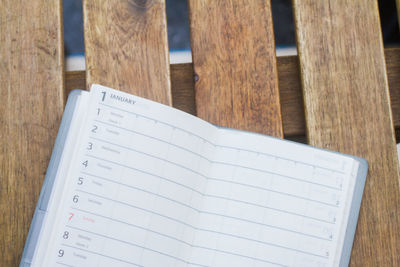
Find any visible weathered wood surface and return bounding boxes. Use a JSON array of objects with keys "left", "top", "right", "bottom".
[
  {"left": 65, "top": 47, "right": 400, "bottom": 139},
  {"left": 276, "top": 55, "right": 304, "bottom": 137},
  {"left": 188, "top": 0, "right": 283, "bottom": 137},
  {"left": 0, "top": 1, "right": 65, "bottom": 266},
  {"left": 397, "top": 0, "right": 400, "bottom": 27},
  {"left": 65, "top": 71, "right": 86, "bottom": 103},
  {"left": 386, "top": 48, "right": 400, "bottom": 135},
  {"left": 293, "top": 0, "right": 400, "bottom": 265},
  {"left": 170, "top": 63, "right": 196, "bottom": 116},
  {"left": 83, "top": 0, "right": 172, "bottom": 104}
]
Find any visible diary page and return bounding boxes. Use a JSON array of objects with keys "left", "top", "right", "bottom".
[
  {"left": 36, "top": 85, "right": 218, "bottom": 267},
  {"left": 190, "top": 129, "right": 359, "bottom": 267},
  {"left": 32, "top": 85, "right": 360, "bottom": 267}
]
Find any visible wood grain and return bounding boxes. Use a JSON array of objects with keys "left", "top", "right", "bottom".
[
  {"left": 65, "top": 47, "right": 400, "bottom": 139},
  {"left": 293, "top": 0, "right": 400, "bottom": 265},
  {"left": 397, "top": 0, "right": 400, "bottom": 27},
  {"left": 170, "top": 63, "right": 196, "bottom": 116},
  {"left": 386, "top": 48, "right": 400, "bottom": 135},
  {"left": 83, "top": 0, "right": 171, "bottom": 104},
  {"left": 0, "top": 1, "right": 64, "bottom": 266},
  {"left": 276, "top": 56, "right": 304, "bottom": 137},
  {"left": 188, "top": 0, "right": 283, "bottom": 137},
  {"left": 64, "top": 70, "right": 86, "bottom": 102}
]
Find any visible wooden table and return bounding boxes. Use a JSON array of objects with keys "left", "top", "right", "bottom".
[{"left": 1, "top": 0, "right": 400, "bottom": 266}]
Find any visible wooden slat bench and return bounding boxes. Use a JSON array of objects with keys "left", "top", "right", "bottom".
[{"left": 1, "top": 0, "right": 400, "bottom": 266}]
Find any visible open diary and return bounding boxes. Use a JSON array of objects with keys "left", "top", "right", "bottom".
[{"left": 20, "top": 84, "right": 368, "bottom": 267}]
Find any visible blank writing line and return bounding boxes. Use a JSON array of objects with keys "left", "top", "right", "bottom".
[
  {"left": 90, "top": 136, "right": 342, "bottom": 192},
  {"left": 94, "top": 120, "right": 210, "bottom": 161},
  {"left": 76, "top": 189, "right": 332, "bottom": 242},
  {"left": 67, "top": 224, "right": 289, "bottom": 266},
  {"left": 66, "top": 227, "right": 209, "bottom": 267},
  {"left": 98, "top": 102, "right": 345, "bottom": 174},
  {"left": 82, "top": 171, "right": 335, "bottom": 224},
  {"left": 61, "top": 243, "right": 143, "bottom": 266},
  {"left": 85, "top": 154, "right": 339, "bottom": 208},
  {"left": 71, "top": 207, "right": 330, "bottom": 260},
  {"left": 56, "top": 262, "right": 73, "bottom": 267}
]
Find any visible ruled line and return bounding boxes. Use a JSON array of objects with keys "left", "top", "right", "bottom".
[
  {"left": 90, "top": 135, "right": 342, "bottom": 192},
  {"left": 56, "top": 262, "right": 74, "bottom": 267},
  {"left": 65, "top": 227, "right": 209, "bottom": 267},
  {"left": 67, "top": 224, "right": 290, "bottom": 266},
  {"left": 84, "top": 154, "right": 339, "bottom": 208},
  {"left": 71, "top": 207, "right": 330, "bottom": 260},
  {"left": 94, "top": 120, "right": 210, "bottom": 161},
  {"left": 61, "top": 244, "right": 143, "bottom": 266},
  {"left": 98, "top": 102, "right": 345, "bottom": 174},
  {"left": 76, "top": 189, "right": 332, "bottom": 242},
  {"left": 81, "top": 171, "right": 336, "bottom": 224}
]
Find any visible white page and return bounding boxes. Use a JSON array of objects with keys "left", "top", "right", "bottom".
[
  {"left": 189, "top": 129, "right": 357, "bottom": 267},
  {"left": 35, "top": 85, "right": 218, "bottom": 267},
  {"left": 32, "top": 85, "right": 359, "bottom": 267}
]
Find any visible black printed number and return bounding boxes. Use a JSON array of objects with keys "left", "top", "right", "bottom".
[
  {"left": 58, "top": 249, "right": 64, "bottom": 257},
  {"left": 91, "top": 125, "right": 98, "bottom": 133},
  {"left": 77, "top": 177, "right": 84, "bottom": 185},
  {"left": 63, "top": 231, "right": 69, "bottom": 239},
  {"left": 87, "top": 142, "right": 93, "bottom": 150},
  {"left": 73, "top": 195, "right": 79, "bottom": 203},
  {"left": 101, "top": 91, "right": 106, "bottom": 101}
]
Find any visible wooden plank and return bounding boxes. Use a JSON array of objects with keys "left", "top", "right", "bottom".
[
  {"left": 65, "top": 70, "right": 86, "bottom": 102},
  {"left": 293, "top": 0, "right": 400, "bottom": 265},
  {"left": 0, "top": 1, "right": 64, "bottom": 266},
  {"left": 276, "top": 56, "right": 304, "bottom": 137},
  {"left": 397, "top": 0, "right": 400, "bottom": 26},
  {"left": 386, "top": 48, "right": 400, "bottom": 134},
  {"left": 188, "top": 0, "right": 283, "bottom": 137},
  {"left": 65, "top": 47, "right": 400, "bottom": 138},
  {"left": 171, "top": 63, "right": 196, "bottom": 116},
  {"left": 83, "top": 0, "right": 171, "bottom": 104}
]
